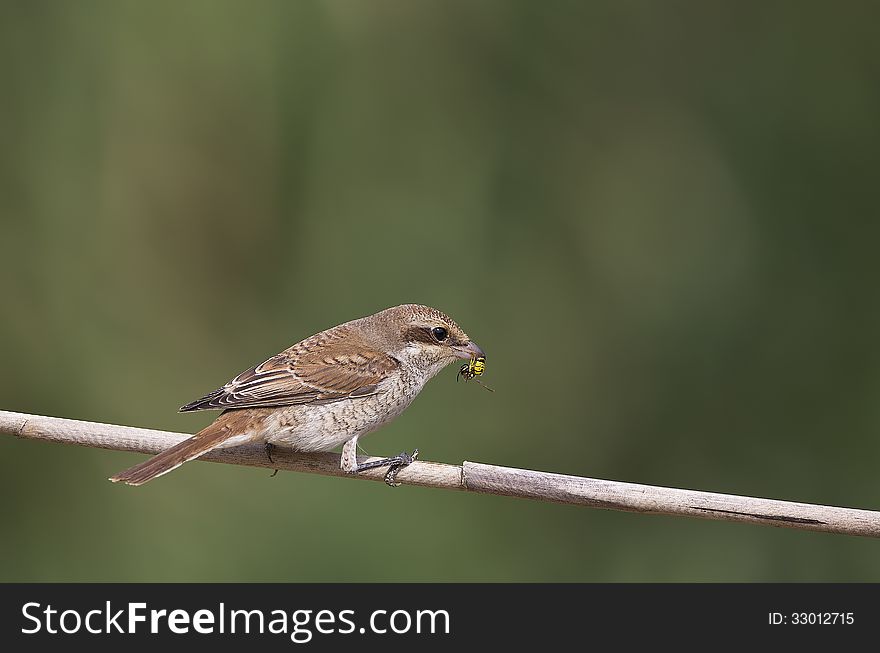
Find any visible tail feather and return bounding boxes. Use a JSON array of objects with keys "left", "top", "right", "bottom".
[{"left": 109, "top": 423, "right": 235, "bottom": 486}]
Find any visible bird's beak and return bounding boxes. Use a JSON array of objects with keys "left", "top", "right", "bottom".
[{"left": 452, "top": 341, "right": 485, "bottom": 360}]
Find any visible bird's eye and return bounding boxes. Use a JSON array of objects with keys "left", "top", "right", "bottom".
[{"left": 431, "top": 326, "right": 448, "bottom": 342}]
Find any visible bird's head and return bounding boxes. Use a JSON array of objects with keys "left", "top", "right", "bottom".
[{"left": 365, "top": 304, "right": 485, "bottom": 378}]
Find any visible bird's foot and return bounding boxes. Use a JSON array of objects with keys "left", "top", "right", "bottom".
[
  {"left": 265, "top": 442, "right": 279, "bottom": 478},
  {"left": 353, "top": 449, "right": 419, "bottom": 487}
]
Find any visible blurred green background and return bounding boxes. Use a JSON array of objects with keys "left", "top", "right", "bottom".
[{"left": 2, "top": 1, "right": 879, "bottom": 582}]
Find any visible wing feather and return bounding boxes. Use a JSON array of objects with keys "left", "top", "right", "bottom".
[{"left": 179, "top": 328, "right": 399, "bottom": 412}]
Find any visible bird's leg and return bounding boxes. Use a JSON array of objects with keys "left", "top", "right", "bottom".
[
  {"left": 341, "top": 435, "right": 360, "bottom": 473},
  {"left": 341, "top": 435, "right": 418, "bottom": 487},
  {"left": 352, "top": 449, "right": 419, "bottom": 487},
  {"left": 265, "top": 442, "right": 279, "bottom": 478}
]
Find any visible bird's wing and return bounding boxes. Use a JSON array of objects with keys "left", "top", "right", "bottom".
[{"left": 179, "top": 329, "right": 400, "bottom": 412}]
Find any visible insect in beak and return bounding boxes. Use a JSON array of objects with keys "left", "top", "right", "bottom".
[{"left": 456, "top": 355, "right": 494, "bottom": 392}]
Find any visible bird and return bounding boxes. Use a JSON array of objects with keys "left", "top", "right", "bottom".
[{"left": 109, "top": 304, "right": 485, "bottom": 486}]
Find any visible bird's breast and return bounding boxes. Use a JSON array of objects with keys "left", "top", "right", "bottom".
[{"left": 263, "top": 373, "right": 424, "bottom": 452}]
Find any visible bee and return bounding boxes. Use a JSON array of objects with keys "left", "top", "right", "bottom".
[
  {"left": 457, "top": 356, "right": 494, "bottom": 392},
  {"left": 458, "top": 355, "right": 485, "bottom": 380}
]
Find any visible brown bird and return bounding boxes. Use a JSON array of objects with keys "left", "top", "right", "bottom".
[{"left": 109, "top": 304, "right": 484, "bottom": 486}]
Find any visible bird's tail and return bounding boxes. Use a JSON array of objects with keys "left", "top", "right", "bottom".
[{"left": 109, "top": 420, "right": 236, "bottom": 486}]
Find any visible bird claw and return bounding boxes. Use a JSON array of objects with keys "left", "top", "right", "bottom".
[
  {"left": 265, "top": 442, "right": 279, "bottom": 478},
  {"left": 384, "top": 449, "right": 419, "bottom": 487},
  {"left": 353, "top": 449, "right": 419, "bottom": 487}
]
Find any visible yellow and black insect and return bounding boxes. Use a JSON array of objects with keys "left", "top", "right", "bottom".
[{"left": 457, "top": 356, "right": 494, "bottom": 392}]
